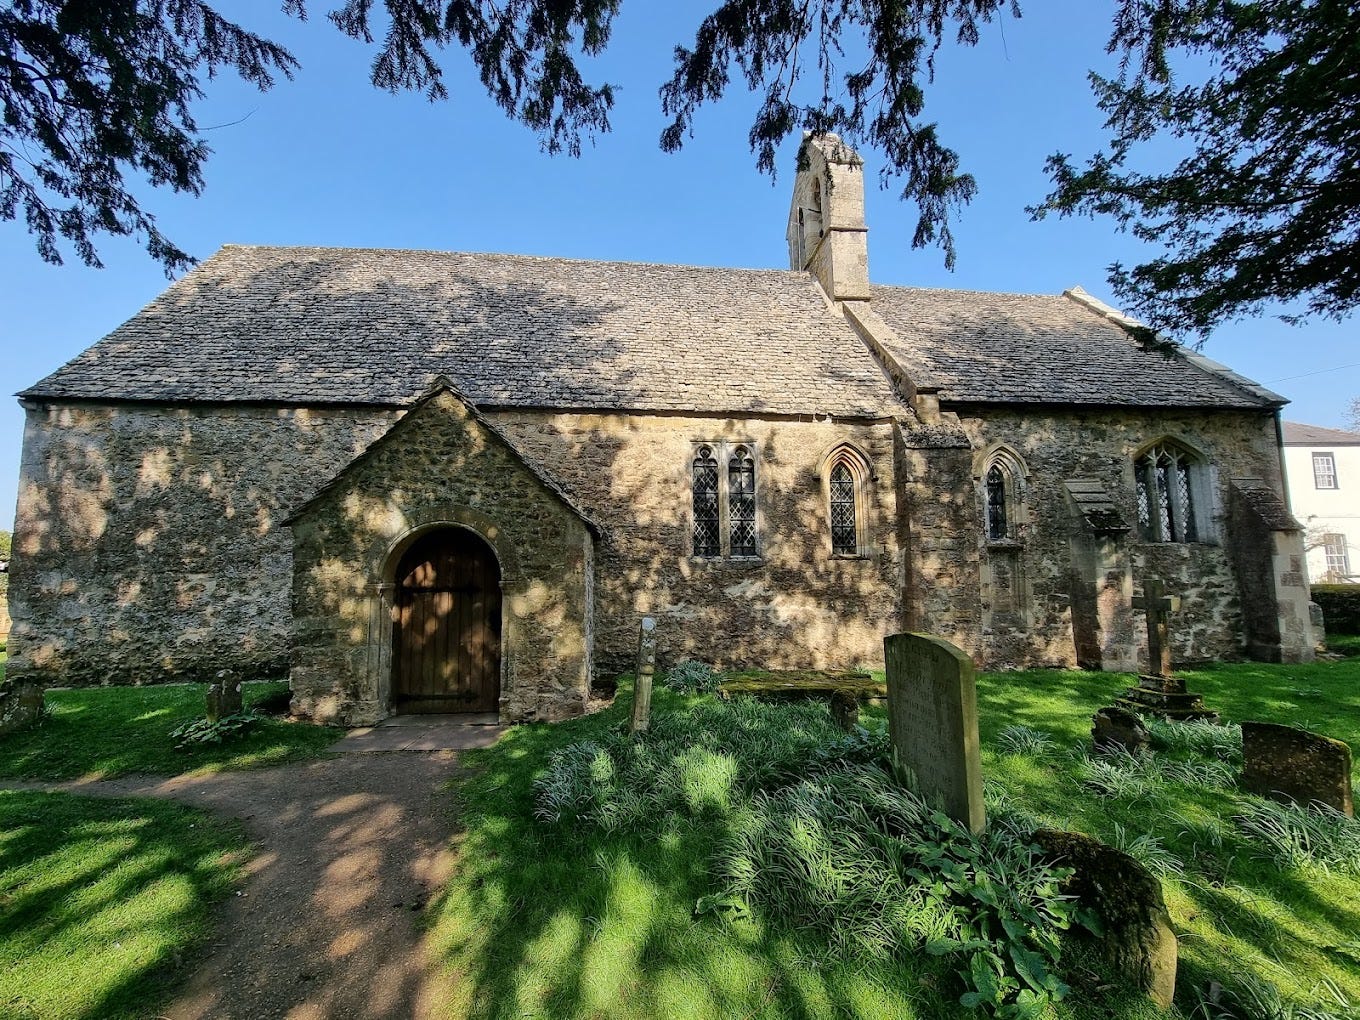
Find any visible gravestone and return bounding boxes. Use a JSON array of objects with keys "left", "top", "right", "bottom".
[
  {"left": 1032, "top": 829, "right": 1177, "bottom": 1010},
  {"left": 1241, "top": 721, "right": 1354, "bottom": 817},
  {"left": 1117, "top": 579, "right": 1216, "bottom": 721},
  {"left": 0, "top": 681, "right": 44, "bottom": 736},
  {"left": 1092, "top": 706, "right": 1150, "bottom": 755},
  {"left": 206, "top": 668, "right": 243, "bottom": 723},
  {"left": 829, "top": 690, "right": 859, "bottom": 731},
  {"left": 628, "top": 617, "right": 657, "bottom": 736},
  {"left": 883, "top": 632, "right": 985, "bottom": 833}
]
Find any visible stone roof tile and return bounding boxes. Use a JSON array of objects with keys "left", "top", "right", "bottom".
[
  {"left": 21, "top": 245, "right": 904, "bottom": 419},
  {"left": 868, "top": 284, "right": 1278, "bottom": 410}
]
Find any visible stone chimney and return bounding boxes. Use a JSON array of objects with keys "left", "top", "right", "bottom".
[{"left": 785, "top": 132, "right": 870, "bottom": 302}]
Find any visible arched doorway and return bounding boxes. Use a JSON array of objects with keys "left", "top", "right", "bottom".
[{"left": 391, "top": 528, "right": 502, "bottom": 713}]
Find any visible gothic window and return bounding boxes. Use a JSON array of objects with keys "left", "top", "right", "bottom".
[
  {"left": 692, "top": 446, "right": 720, "bottom": 557},
  {"left": 980, "top": 451, "right": 1024, "bottom": 543},
  {"left": 830, "top": 463, "right": 858, "bottom": 554},
  {"left": 728, "top": 446, "right": 758, "bottom": 557},
  {"left": 1135, "top": 441, "right": 1201, "bottom": 543},
  {"left": 691, "top": 442, "right": 759, "bottom": 558},
  {"left": 985, "top": 465, "right": 1008, "bottom": 541}
]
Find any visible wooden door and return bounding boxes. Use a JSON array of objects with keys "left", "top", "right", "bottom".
[{"left": 392, "top": 528, "right": 501, "bottom": 713}]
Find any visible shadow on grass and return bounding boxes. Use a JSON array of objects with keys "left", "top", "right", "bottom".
[
  {"left": 0, "top": 682, "right": 339, "bottom": 781},
  {"left": 0, "top": 789, "right": 247, "bottom": 1020},
  {"left": 426, "top": 685, "right": 974, "bottom": 1020}
]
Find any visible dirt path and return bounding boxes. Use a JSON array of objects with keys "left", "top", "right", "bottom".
[{"left": 8, "top": 752, "right": 468, "bottom": 1019}]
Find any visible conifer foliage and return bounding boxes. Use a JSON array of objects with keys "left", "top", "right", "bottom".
[{"left": 1036, "top": 0, "right": 1360, "bottom": 338}]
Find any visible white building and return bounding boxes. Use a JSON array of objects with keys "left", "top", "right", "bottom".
[{"left": 1283, "top": 421, "right": 1360, "bottom": 583}]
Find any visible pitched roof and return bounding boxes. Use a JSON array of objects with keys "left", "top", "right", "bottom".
[
  {"left": 1282, "top": 421, "right": 1360, "bottom": 446},
  {"left": 20, "top": 245, "right": 905, "bottom": 419},
  {"left": 284, "top": 378, "right": 604, "bottom": 536},
  {"left": 867, "top": 284, "right": 1280, "bottom": 410}
]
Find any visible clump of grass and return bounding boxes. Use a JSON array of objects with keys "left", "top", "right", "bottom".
[
  {"left": 1190, "top": 971, "right": 1355, "bottom": 1020},
  {"left": 660, "top": 659, "right": 721, "bottom": 694},
  {"left": 1107, "top": 822, "right": 1185, "bottom": 878},
  {"left": 995, "top": 724, "right": 1058, "bottom": 757},
  {"left": 1071, "top": 749, "right": 1160, "bottom": 799},
  {"left": 1235, "top": 800, "right": 1360, "bottom": 874},
  {"left": 1147, "top": 719, "right": 1242, "bottom": 761}
]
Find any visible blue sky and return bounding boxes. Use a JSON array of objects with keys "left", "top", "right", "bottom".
[{"left": 2, "top": 2, "right": 1356, "bottom": 531}]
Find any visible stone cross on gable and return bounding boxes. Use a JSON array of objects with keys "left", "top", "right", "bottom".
[{"left": 1132, "top": 579, "right": 1181, "bottom": 679}]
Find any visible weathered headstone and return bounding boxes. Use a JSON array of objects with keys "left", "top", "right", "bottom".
[
  {"left": 0, "top": 682, "right": 44, "bottom": 736},
  {"left": 1032, "top": 829, "right": 1177, "bottom": 1010},
  {"left": 883, "top": 632, "right": 985, "bottom": 833},
  {"left": 1092, "top": 705, "right": 1150, "bottom": 755},
  {"left": 1241, "top": 721, "right": 1354, "bottom": 817},
  {"left": 1118, "top": 579, "right": 1216, "bottom": 721},
  {"left": 206, "top": 668, "right": 243, "bottom": 723},
  {"left": 628, "top": 617, "right": 657, "bottom": 736}
]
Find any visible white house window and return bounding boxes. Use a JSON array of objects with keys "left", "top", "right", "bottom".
[
  {"left": 728, "top": 446, "right": 758, "bottom": 557},
  {"left": 1323, "top": 534, "right": 1351, "bottom": 580},
  {"left": 1313, "top": 452, "right": 1338, "bottom": 489},
  {"left": 691, "top": 442, "right": 759, "bottom": 558},
  {"left": 1135, "top": 441, "right": 1201, "bottom": 543}
]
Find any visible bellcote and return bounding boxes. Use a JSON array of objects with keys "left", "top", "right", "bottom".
[{"left": 785, "top": 133, "right": 870, "bottom": 302}]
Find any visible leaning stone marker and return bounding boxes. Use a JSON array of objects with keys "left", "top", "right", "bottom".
[
  {"left": 884, "top": 632, "right": 985, "bottom": 833},
  {"left": 1092, "top": 706, "right": 1150, "bottom": 755},
  {"left": 628, "top": 617, "right": 657, "bottom": 736},
  {"left": 1241, "top": 721, "right": 1354, "bottom": 817},
  {"left": 0, "top": 681, "right": 44, "bottom": 736},
  {"left": 206, "top": 668, "right": 243, "bottom": 723},
  {"left": 1032, "top": 829, "right": 1177, "bottom": 1010}
]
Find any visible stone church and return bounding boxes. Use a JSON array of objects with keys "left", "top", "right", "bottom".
[{"left": 9, "top": 135, "right": 1314, "bottom": 725}]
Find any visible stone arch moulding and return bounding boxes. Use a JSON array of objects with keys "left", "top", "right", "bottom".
[
  {"left": 820, "top": 442, "right": 874, "bottom": 557},
  {"left": 975, "top": 443, "right": 1030, "bottom": 543},
  {"left": 361, "top": 504, "right": 520, "bottom": 720}
]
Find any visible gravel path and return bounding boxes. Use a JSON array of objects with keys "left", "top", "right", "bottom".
[{"left": 8, "top": 751, "right": 468, "bottom": 1019}]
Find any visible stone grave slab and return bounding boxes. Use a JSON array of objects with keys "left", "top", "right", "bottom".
[
  {"left": 1092, "top": 706, "right": 1150, "bottom": 755},
  {"left": 1241, "top": 721, "right": 1354, "bottom": 817},
  {"left": 884, "top": 632, "right": 985, "bottom": 833},
  {"left": 628, "top": 617, "right": 657, "bottom": 736}
]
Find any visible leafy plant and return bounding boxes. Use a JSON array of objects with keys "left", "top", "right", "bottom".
[
  {"left": 168, "top": 710, "right": 262, "bottom": 751},
  {"left": 661, "top": 659, "right": 722, "bottom": 694}
]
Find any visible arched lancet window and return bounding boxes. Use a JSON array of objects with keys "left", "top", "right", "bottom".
[
  {"left": 985, "top": 465, "right": 1008, "bottom": 541},
  {"left": 1135, "top": 441, "right": 1200, "bottom": 543},
  {"left": 728, "top": 446, "right": 758, "bottom": 557},
  {"left": 824, "top": 446, "right": 870, "bottom": 556},
  {"left": 692, "top": 446, "right": 720, "bottom": 557},
  {"left": 830, "top": 462, "right": 858, "bottom": 554},
  {"left": 980, "top": 450, "right": 1025, "bottom": 543}
]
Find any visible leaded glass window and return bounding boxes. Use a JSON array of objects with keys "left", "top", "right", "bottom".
[
  {"left": 985, "top": 465, "right": 1008, "bottom": 541},
  {"left": 729, "top": 446, "right": 757, "bottom": 557},
  {"left": 1135, "top": 443, "right": 1199, "bottom": 543},
  {"left": 692, "top": 446, "right": 720, "bottom": 556},
  {"left": 830, "top": 463, "right": 857, "bottom": 553}
]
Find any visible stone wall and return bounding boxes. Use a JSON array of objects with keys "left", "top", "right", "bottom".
[
  {"left": 289, "top": 388, "right": 595, "bottom": 724},
  {"left": 955, "top": 406, "right": 1286, "bottom": 668},
  {"left": 9, "top": 400, "right": 907, "bottom": 690},
  {"left": 489, "top": 411, "right": 906, "bottom": 674},
  {"left": 9, "top": 402, "right": 398, "bottom": 686}
]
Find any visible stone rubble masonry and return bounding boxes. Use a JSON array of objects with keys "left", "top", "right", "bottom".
[
  {"left": 8, "top": 392, "right": 1310, "bottom": 712},
  {"left": 287, "top": 386, "right": 596, "bottom": 725}
]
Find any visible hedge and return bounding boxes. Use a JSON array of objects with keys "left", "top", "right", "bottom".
[{"left": 1313, "top": 584, "right": 1360, "bottom": 634}]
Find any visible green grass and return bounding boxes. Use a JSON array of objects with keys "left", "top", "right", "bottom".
[
  {"left": 1327, "top": 633, "right": 1360, "bottom": 657},
  {"left": 0, "top": 682, "right": 339, "bottom": 780},
  {"left": 0, "top": 789, "right": 248, "bottom": 1020},
  {"left": 430, "top": 659, "right": 1360, "bottom": 1019}
]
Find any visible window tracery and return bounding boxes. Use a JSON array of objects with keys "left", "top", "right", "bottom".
[{"left": 1135, "top": 441, "right": 1201, "bottom": 543}]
